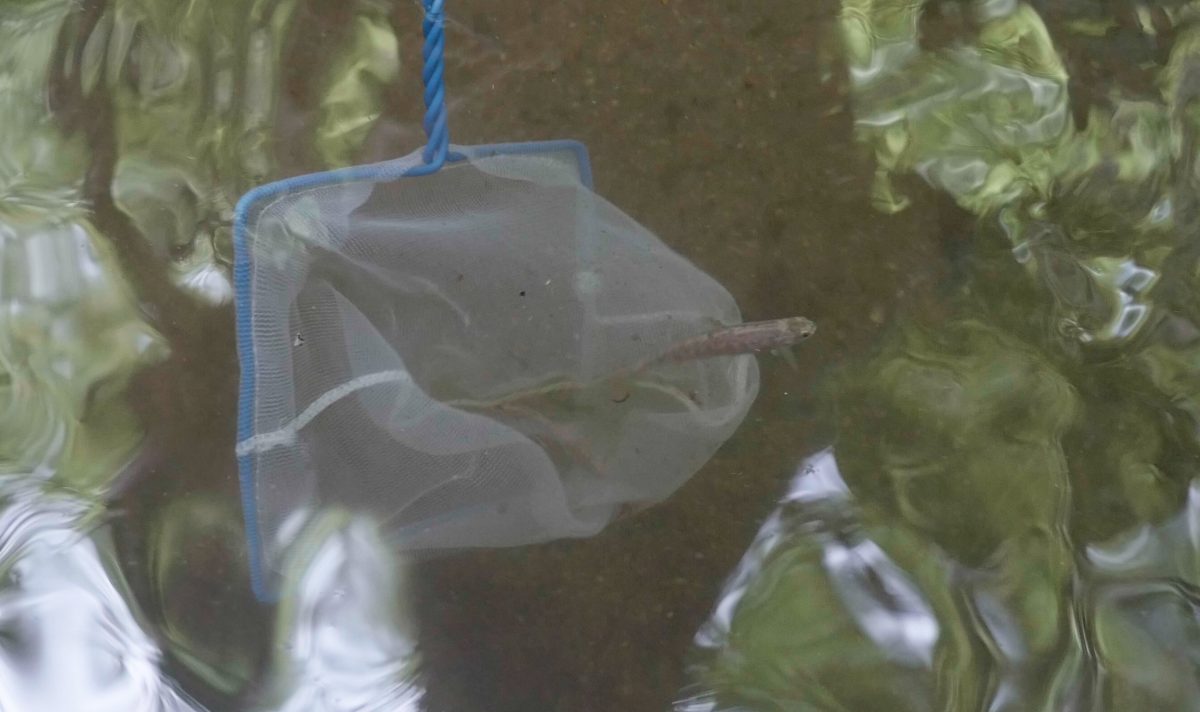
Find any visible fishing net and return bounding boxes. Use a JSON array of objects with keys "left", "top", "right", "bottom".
[
  {"left": 234, "top": 143, "right": 758, "bottom": 599},
  {"left": 233, "top": 2, "right": 758, "bottom": 600}
]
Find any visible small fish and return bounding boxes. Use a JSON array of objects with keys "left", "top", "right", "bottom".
[
  {"left": 447, "top": 316, "right": 816, "bottom": 411},
  {"left": 607, "top": 316, "right": 817, "bottom": 404},
  {"left": 641, "top": 316, "right": 817, "bottom": 369}
]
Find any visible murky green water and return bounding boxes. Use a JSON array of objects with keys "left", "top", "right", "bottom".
[{"left": 3, "top": 0, "right": 1199, "bottom": 710}]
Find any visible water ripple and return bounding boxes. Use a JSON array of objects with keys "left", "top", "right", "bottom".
[
  {"left": 255, "top": 512, "right": 424, "bottom": 712},
  {"left": 0, "top": 485, "right": 202, "bottom": 712}
]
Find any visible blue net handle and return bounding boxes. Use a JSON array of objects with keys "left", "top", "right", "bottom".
[{"left": 420, "top": 0, "right": 450, "bottom": 169}]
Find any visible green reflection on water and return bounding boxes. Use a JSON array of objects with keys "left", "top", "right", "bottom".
[{"left": 688, "top": 1, "right": 1200, "bottom": 710}]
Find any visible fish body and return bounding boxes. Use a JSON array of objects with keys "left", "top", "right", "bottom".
[
  {"left": 447, "top": 316, "right": 816, "bottom": 411},
  {"left": 650, "top": 316, "right": 817, "bottom": 366}
]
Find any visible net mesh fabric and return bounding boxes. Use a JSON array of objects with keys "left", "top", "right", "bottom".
[{"left": 237, "top": 144, "right": 759, "bottom": 582}]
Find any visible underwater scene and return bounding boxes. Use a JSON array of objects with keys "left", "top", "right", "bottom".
[{"left": 2, "top": 0, "right": 1200, "bottom": 710}]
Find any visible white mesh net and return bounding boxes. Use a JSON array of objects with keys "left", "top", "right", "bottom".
[{"left": 235, "top": 144, "right": 759, "bottom": 591}]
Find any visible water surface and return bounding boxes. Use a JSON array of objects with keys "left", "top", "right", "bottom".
[{"left": 3, "top": 0, "right": 1196, "bottom": 710}]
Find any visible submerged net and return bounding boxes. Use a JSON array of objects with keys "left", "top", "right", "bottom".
[{"left": 234, "top": 143, "right": 759, "bottom": 598}]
